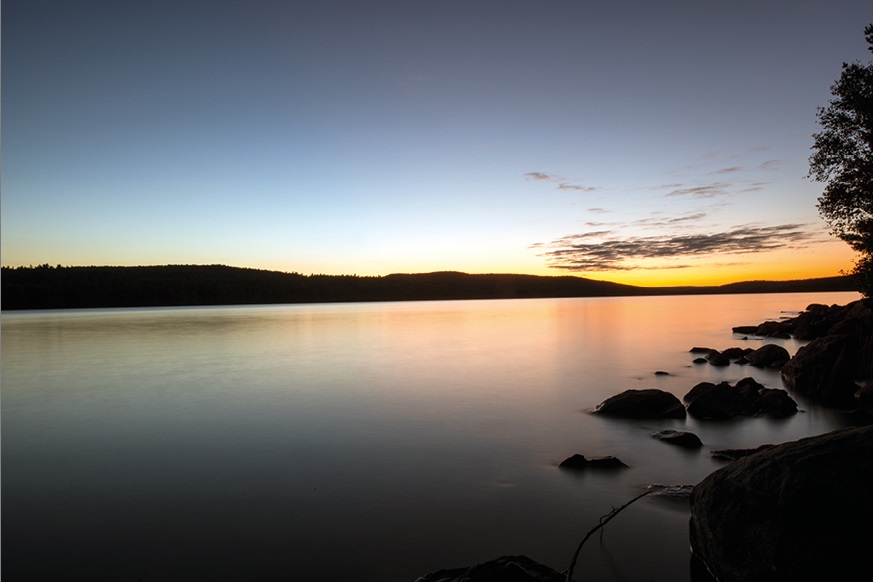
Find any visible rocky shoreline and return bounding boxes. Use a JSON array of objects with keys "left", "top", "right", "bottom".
[{"left": 414, "top": 299, "right": 873, "bottom": 581}]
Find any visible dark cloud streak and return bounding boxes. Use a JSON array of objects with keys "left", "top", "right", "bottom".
[{"left": 537, "top": 223, "right": 821, "bottom": 272}]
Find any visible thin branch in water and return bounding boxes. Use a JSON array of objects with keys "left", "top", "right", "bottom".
[{"left": 565, "top": 490, "right": 653, "bottom": 582}]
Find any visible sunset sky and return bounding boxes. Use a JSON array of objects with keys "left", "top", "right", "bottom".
[{"left": 2, "top": 0, "right": 870, "bottom": 286}]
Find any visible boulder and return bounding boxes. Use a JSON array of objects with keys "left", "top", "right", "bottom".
[
  {"left": 690, "top": 425, "right": 873, "bottom": 581},
  {"left": 706, "top": 352, "right": 731, "bottom": 366},
  {"left": 781, "top": 332, "right": 872, "bottom": 406},
  {"left": 734, "top": 377, "right": 798, "bottom": 418},
  {"left": 685, "top": 382, "right": 741, "bottom": 420},
  {"left": 414, "top": 555, "right": 565, "bottom": 582},
  {"left": 684, "top": 378, "right": 797, "bottom": 420},
  {"left": 710, "top": 444, "right": 775, "bottom": 462},
  {"left": 558, "top": 454, "right": 628, "bottom": 470},
  {"left": 683, "top": 381, "right": 719, "bottom": 402},
  {"left": 651, "top": 429, "right": 702, "bottom": 448},
  {"left": 592, "top": 389, "right": 686, "bottom": 419},
  {"left": 744, "top": 344, "right": 790, "bottom": 368}
]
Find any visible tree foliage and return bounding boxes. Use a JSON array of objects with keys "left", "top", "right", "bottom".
[{"left": 809, "top": 24, "right": 873, "bottom": 295}]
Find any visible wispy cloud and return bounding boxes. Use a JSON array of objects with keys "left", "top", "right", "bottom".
[
  {"left": 535, "top": 223, "right": 822, "bottom": 272},
  {"left": 665, "top": 182, "right": 732, "bottom": 199},
  {"left": 709, "top": 166, "right": 743, "bottom": 175},
  {"left": 524, "top": 172, "right": 599, "bottom": 193}
]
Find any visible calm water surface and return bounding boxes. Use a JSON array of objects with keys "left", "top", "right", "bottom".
[{"left": 1, "top": 292, "right": 862, "bottom": 581}]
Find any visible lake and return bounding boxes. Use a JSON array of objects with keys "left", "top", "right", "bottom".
[{"left": 1, "top": 291, "right": 862, "bottom": 581}]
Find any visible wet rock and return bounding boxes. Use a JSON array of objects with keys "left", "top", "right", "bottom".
[
  {"left": 706, "top": 352, "right": 731, "bottom": 366},
  {"left": 651, "top": 429, "right": 702, "bottom": 448},
  {"left": 414, "top": 555, "right": 565, "bottom": 582},
  {"left": 690, "top": 346, "right": 718, "bottom": 354},
  {"left": 685, "top": 382, "right": 741, "bottom": 420},
  {"left": 558, "top": 454, "right": 628, "bottom": 470},
  {"left": 744, "top": 343, "right": 790, "bottom": 368},
  {"left": 690, "top": 426, "right": 873, "bottom": 581},
  {"left": 720, "top": 347, "right": 748, "bottom": 360},
  {"left": 685, "top": 378, "right": 797, "bottom": 419},
  {"left": 710, "top": 445, "right": 775, "bottom": 462},
  {"left": 592, "top": 389, "right": 686, "bottom": 419},
  {"left": 654, "top": 370, "right": 671, "bottom": 376},
  {"left": 781, "top": 301, "right": 873, "bottom": 407},
  {"left": 692, "top": 357, "right": 708, "bottom": 364},
  {"left": 731, "top": 325, "right": 758, "bottom": 335},
  {"left": 683, "top": 381, "right": 720, "bottom": 403}
]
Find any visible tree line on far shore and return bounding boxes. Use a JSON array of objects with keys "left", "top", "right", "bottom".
[{"left": 0, "top": 264, "right": 858, "bottom": 311}]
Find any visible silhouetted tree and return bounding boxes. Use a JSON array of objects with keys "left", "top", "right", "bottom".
[{"left": 809, "top": 24, "right": 873, "bottom": 296}]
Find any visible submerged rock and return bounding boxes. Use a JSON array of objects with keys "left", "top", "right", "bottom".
[
  {"left": 651, "top": 429, "right": 702, "bottom": 448},
  {"left": 414, "top": 555, "right": 566, "bottom": 582},
  {"left": 690, "top": 425, "right": 873, "bottom": 581},
  {"left": 558, "top": 454, "right": 627, "bottom": 470},
  {"left": 592, "top": 389, "right": 686, "bottom": 419}
]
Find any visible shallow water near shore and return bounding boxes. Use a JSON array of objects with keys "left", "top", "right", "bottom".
[{"left": 1, "top": 291, "right": 863, "bottom": 581}]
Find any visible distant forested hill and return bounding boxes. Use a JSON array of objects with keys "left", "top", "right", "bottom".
[{"left": 0, "top": 264, "right": 859, "bottom": 310}]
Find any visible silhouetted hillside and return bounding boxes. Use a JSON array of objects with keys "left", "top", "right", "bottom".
[{"left": 0, "top": 265, "right": 859, "bottom": 310}]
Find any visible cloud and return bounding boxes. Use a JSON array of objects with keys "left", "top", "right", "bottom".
[
  {"left": 557, "top": 183, "right": 598, "bottom": 192},
  {"left": 709, "top": 166, "right": 742, "bottom": 175},
  {"left": 665, "top": 182, "right": 732, "bottom": 199},
  {"left": 524, "top": 172, "right": 599, "bottom": 192},
  {"left": 536, "top": 223, "right": 821, "bottom": 272}
]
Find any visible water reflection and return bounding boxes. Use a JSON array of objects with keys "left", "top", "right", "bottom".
[{"left": 1, "top": 292, "right": 860, "bottom": 580}]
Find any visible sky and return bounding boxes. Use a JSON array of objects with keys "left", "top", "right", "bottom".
[{"left": 2, "top": 0, "right": 871, "bottom": 286}]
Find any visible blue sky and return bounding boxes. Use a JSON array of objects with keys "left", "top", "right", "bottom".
[{"left": 3, "top": 0, "right": 871, "bottom": 284}]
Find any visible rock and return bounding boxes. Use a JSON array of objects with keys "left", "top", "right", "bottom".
[
  {"left": 690, "top": 346, "right": 718, "bottom": 354},
  {"left": 654, "top": 370, "right": 671, "bottom": 376},
  {"left": 754, "top": 387, "right": 799, "bottom": 417},
  {"left": 731, "top": 325, "right": 758, "bottom": 335},
  {"left": 685, "top": 382, "right": 741, "bottom": 420},
  {"left": 744, "top": 343, "right": 790, "bottom": 368},
  {"left": 755, "top": 320, "right": 792, "bottom": 338},
  {"left": 710, "top": 444, "right": 775, "bottom": 462},
  {"left": 651, "top": 429, "right": 702, "bottom": 448},
  {"left": 684, "top": 378, "right": 798, "bottom": 419},
  {"left": 683, "top": 381, "right": 719, "bottom": 403},
  {"left": 706, "top": 352, "right": 731, "bottom": 366},
  {"left": 692, "top": 357, "right": 708, "bottom": 364},
  {"left": 414, "top": 555, "right": 566, "bottom": 582},
  {"left": 781, "top": 333, "right": 871, "bottom": 406},
  {"left": 779, "top": 299, "right": 873, "bottom": 407},
  {"left": 690, "top": 426, "right": 873, "bottom": 581},
  {"left": 558, "top": 454, "right": 628, "bottom": 470},
  {"left": 720, "top": 347, "right": 748, "bottom": 360},
  {"left": 592, "top": 389, "right": 686, "bottom": 419}
]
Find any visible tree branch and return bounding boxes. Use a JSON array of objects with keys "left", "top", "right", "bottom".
[{"left": 565, "top": 490, "right": 653, "bottom": 582}]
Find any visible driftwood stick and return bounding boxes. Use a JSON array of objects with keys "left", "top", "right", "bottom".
[{"left": 565, "top": 490, "right": 653, "bottom": 582}]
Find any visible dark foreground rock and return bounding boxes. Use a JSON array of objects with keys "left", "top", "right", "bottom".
[
  {"left": 690, "top": 425, "right": 873, "bottom": 581},
  {"left": 414, "top": 555, "right": 565, "bottom": 582},
  {"left": 709, "top": 444, "right": 775, "bottom": 462},
  {"left": 558, "top": 454, "right": 628, "bottom": 470},
  {"left": 592, "top": 388, "right": 686, "bottom": 419}
]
